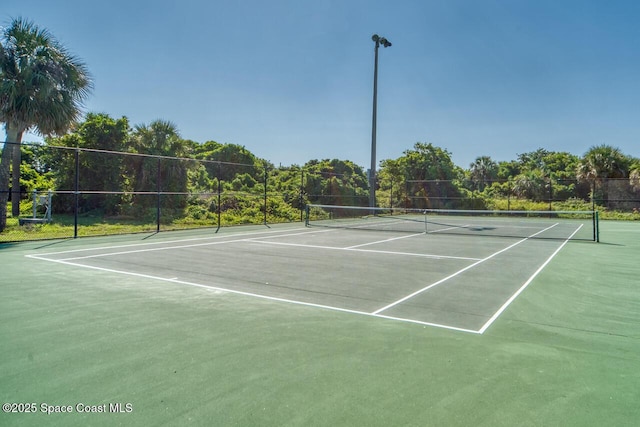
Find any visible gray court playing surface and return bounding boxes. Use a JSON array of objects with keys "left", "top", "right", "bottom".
[{"left": 27, "top": 222, "right": 582, "bottom": 334}]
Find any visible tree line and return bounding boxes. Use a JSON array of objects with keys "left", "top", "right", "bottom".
[
  {"left": 377, "top": 142, "right": 639, "bottom": 212},
  {"left": 13, "top": 112, "right": 640, "bottom": 222}
]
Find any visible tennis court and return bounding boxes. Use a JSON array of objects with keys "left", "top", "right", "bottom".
[
  {"left": 26, "top": 208, "right": 596, "bottom": 334},
  {"left": 2, "top": 218, "right": 639, "bottom": 426}
]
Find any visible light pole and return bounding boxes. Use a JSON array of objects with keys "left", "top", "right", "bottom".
[{"left": 369, "top": 34, "right": 391, "bottom": 209}]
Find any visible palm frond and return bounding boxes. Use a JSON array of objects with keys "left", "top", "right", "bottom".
[{"left": 1, "top": 16, "right": 93, "bottom": 135}]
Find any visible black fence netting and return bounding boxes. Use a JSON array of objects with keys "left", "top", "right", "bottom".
[
  {"left": 1, "top": 143, "right": 370, "bottom": 242},
  {"left": 1, "top": 142, "right": 638, "bottom": 242},
  {"left": 399, "top": 178, "right": 640, "bottom": 212}
]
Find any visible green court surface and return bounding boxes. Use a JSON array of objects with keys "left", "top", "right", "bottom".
[{"left": 1, "top": 220, "right": 639, "bottom": 426}]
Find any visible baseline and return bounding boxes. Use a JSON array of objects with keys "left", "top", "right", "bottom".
[{"left": 25, "top": 253, "right": 480, "bottom": 334}]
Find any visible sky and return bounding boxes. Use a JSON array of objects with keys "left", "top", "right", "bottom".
[{"left": 3, "top": 0, "right": 639, "bottom": 170}]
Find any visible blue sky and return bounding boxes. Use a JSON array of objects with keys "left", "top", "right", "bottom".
[{"left": 4, "top": 0, "right": 639, "bottom": 169}]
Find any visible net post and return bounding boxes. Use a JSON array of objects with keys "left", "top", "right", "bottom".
[
  {"left": 594, "top": 210, "right": 599, "bottom": 243},
  {"left": 304, "top": 204, "right": 310, "bottom": 227},
  {"left": 424, "top": 210, "right": 428, "bottom": 233}
]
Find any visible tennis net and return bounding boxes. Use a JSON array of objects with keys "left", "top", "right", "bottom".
[{"left": 305, "top": 204, "right": 599, "bottom": 241}]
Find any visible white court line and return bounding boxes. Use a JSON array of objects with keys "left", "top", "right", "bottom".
[
  {"left": 477, "top": 224, "right": 584, "bottom": 334},
  {"left": 427, "top": 224, "right": 470, "bottom": 233},
  {"left": 371, "top": 223, "right": 560, "bottom": 315},
  {"left": 374, "top": 313, "right": 480, "bottom": 334},
  {"left": 31, "top": 227, "right": 314, "bottom": 257},
  {"left": 247, "top": 240, "right": 482, "bottom": 261},
  {"left": 25, "top": 254, "right": 479, "bottom": 333},
  {"left": 344, "top": 232, "right": 425, "bottom": 249},
  {"left": 350, "top": 219, "right": 420, "bottom": 229},
  {"left": 37, "top": 229, "right": 334, "bottom": 262},
  {"left": 246, "top": 229, "right": 336, "bottom": 240}
]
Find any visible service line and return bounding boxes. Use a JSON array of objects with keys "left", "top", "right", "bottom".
[
  {"left": 477, "top": 224, "right": 584, "bottom": 334},
  {"left": 371, "top": 223, "right": 560, "bottom": 315}
]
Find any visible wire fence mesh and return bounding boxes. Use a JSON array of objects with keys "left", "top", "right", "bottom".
[
  {"left": 1, "top": 143, "right": 371, "bottom": 241},
  {"left": 1, "top": 142, "right": 638, "bottom": 242}
]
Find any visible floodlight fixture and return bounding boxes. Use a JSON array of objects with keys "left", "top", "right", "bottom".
[{"left": 372, "top": 34, "right": 392, "bottom": 48}]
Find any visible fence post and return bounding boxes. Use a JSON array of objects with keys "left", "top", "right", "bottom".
[
  {"left": 216, "top": 162, "right": 222, "bottom": 232},
  {"left": 156, "top": 157, "right": 161, "bottom": 233},
  {"left": 47, "top": 190, "right": 52, "bottom": 222},
  {"left": 300, "top": 168, "right": 304, "bottom": 222},
  {"left": 32, "top": 190, "right": 37, "bottom": 219},
  {"left": 74, "top": 148, "right": 79, "bottom": 238},
  {"left": 548, "top": 175, "right": 553, "bottom": 211},
  {"left": 405, "top": 180, "right": 409, "bottom": 209},
  {"left": 263, "top": 166, "right": 268, "bottom": 225}
]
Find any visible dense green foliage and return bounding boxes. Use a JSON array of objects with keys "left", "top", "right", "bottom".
[
  {"left": 5, "top": 111, "right": 638, "bottom": 235},
  {"left": 8, "top": 116, "right": 640, "bottom": 243}
]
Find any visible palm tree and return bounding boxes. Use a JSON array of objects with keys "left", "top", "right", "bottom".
[
  {"left": 0, "top": 17, "right": 92, "bottom": 231},
  {"left": 576, "top": 145, "right": 629, "bottom": 207},
  {"left": 513, "top": 169, "right": 546, "bottom": 201},
  {"left": 127, "top": 120, "right": 190, "bottom": 213},
  {"left": 469, "top": 156, "right": 498, "bottom": 191}
]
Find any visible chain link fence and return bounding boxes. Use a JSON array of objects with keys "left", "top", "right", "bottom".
[
  {"left": 1, "top": 143, "right": 369, "bottom": 242},
  {"left": 395, "top": 177, "right": 640, "bottom": 212},
  {"left": 2, "top": 143, "right": 639, "bottom": 242}
]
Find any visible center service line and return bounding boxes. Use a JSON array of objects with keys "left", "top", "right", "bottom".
[
  {"left": 344, "top": 232, "right": 425, "bottom": 249},
  {"left": 371, "top": 223, "right": 559, "bottom": 315},
  {"left": 247, "top": 239, "right": 481, "bottom": 261}
]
